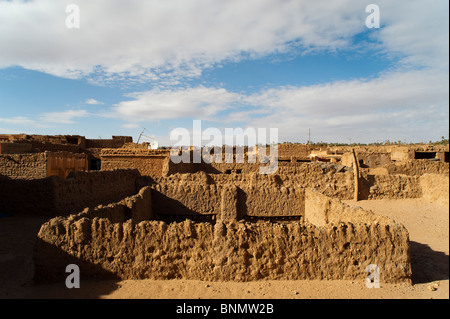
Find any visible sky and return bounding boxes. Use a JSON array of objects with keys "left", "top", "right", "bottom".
[{"left": 0, "top": 0, "right": 448, "bottom": 146}]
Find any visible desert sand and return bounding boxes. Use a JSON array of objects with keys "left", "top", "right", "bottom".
[{"left": 0, "top": 198, "right": 448, "bottom": 299}]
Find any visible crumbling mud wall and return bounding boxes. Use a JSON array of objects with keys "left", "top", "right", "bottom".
[
  {"left": 150, "top": 175, "right": 305, "bottom": 220},
  {"left": 0, "top": 141, "right": 32, "bottom": 154},
  {"left": 0, "top": 169, "right": 140, "bottom": 216},
  {"left": 85, "top": 136, "right": 133, "bottom": 149},
  {"left": 34, "top": 187, "right": 411, "bottom": 283},
  {"left": 0, "top": 153, "right": 47, "bottom": 179},
  {"left": 383, "top": 160, "right": 449, "bottom": 176},
  {"left": 419, "top": 173, "right": 449, "bottom": 206},
  {"left": 341, "top": 152, "right": 392, "bottom": 168},
  {"left": 100, "top": 149, "right": 170, "bottom": 177},
  {"left": 78, "top": 186, "right": 153, "bottom": 223},
  {"left": 305, "top": 188, "right": 395, "bottom": 226},
  {"left": 361, "top": 174, "right": 423, "bottom": 200}
]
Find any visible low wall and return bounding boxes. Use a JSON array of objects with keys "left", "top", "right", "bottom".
[
  {"left": 304, "top": 188, "right": 411, "bottom": 282},
  {"left": 85, "top": 136, "right": 132, "bottom": 149},
  {"left": 384, "top": 160, "right": 449, "bottom": 176},
  {"left": 77, "top": 186, "right": 153, "bottom": 223},
  {"left": 362, "top": 174, "right": 422, "bottom": 200},
  {"left": 0, "top": 169, "right": 140, "bottom": 216},
  {"left": 419, "top": 173, "right": 449, "bottom": 206},
  {"left": 305, "top": 188, "right": 395, "bottom": 226},
  {"left": 149, "top": 173, "right": 305, "bottom": 219},
  {"left": 34, "top": 186, "right": 411, "bottom": 284}
]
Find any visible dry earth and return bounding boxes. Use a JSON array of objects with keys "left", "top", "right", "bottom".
[{"left": 0, "top": 198, "right": 448, "bottom": 299}]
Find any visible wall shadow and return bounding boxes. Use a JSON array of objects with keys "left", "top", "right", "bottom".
[
  {"left": 31, "top": 238, "right": 121, "bottom": 298},
  {"left": 358, "top": 175, "right": 374, "bottom": 200},
  {"left": 409, "top": 241, "right": 449, "bottom": 284},
  {"left": 236, "top": 186, "right": 247, "bottom": 220},
  {"left": 151, "top": 190, "right": 216, "bottom": 222}
]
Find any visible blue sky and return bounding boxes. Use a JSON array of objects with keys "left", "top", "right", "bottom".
[{"left": 0, "top": 0, "right": 448, "bottom": 146}]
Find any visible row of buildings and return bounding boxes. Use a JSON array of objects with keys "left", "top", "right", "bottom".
[{"left": 0, "top": 133, "right": 448, "bottom": 180}]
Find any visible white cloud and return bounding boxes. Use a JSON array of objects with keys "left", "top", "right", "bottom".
[
  {"left": 0, "top": 116, "right": 44, "bottom": 128},
  {"left": 113, "top": 68, "right": 448, "bottom": 143},
  {"left": 0, "top": 0, "right": 446, "bottom": 82},
  {"left": 376, "top": 0, "right": 449, "bottom": 69},
  {"left": 0, "top": 0, "right": 368, "bottom": 81},
  {"left": 0, "top": 127, "right": 24, "bottom": 134},
  {"left": 0, "top": 109, "right": 90, "bottom": 131},
  {"left": 85, "top": 98, "right": 103, "bottom": 105},
  {"left": 241, "top": 69, "right": 449, "bottom": 142},
  {"left": 114, "top": 86, "right": 241, "bottom": 122},
  {"left": 38, "top": 109, "right": 89, "bottom": 124}
]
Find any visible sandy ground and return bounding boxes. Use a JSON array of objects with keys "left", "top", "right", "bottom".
[{"left": 0, "top": 198, "right": 448, "bottom": 299}]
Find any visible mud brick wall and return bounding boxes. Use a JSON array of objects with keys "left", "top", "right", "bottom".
[
  {"left": 384, "top": 160, "right": 449, "bottom": 176},
  {"left": 46, "top": 152, "right": 88, "bottom": 178},
  {"left": 34, "top": 203, "right": 411, "bottom": 283},
  {"left": 151, "top": 183, "right": 223, "bottom": 217},
  {"left": 419, "top": 173, "right": 449, "bottom": 206},
  {"left": 241, "top": 186, "right": 304, "bottom": 217},
  {"left": 30, "top": 141, "right": 83, "bottom": 153},
  {"left": 305, "top": 188, "right": 394, "bottom": 226},
  {"left": 150, "top": 173, "right": 306, "bottom": 218},
  {"left": 0, "top": 142, "right": 32, "bottom": 154},
  {"left": 85, "top": 136, "right": 132, "bottom": 149},
  {"left": 78, "top": 186, "right": 153, "bottom": 223},
  {"left": 101, "top": 149, "right": 170, "bottom": 177},
  {"left": 0, "top": 153, "right": 47, "bottom": 179},
  {"left": 0, "top": 169, "right": 140, "bottom": 216},
  {"left": 362, "top": 174, "right": 422, "bottom": 199},
  {"left": 0, "top": 175, "right": 56, "bottom": 215},
  {"left": 52, "top": 170, "right": 140, "bottom": 215},
  {"left": 277, "top": 144, "right": 311, "bottom": 157}
]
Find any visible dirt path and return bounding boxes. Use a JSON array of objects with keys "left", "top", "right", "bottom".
[{"left": 0, "top": 198, "right": 448, "bottom": 299}]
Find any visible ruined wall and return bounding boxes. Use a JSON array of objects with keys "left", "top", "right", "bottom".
[
  {"left": 150, "top": 174, "right": 305, "bottom": 219},
  {"left": 78, "top": 186, "right": 153, "bottom": 223},
  {"left": 341, "top": 152, "right": 392, "bottom": 168},
  {"left": 241, "top": 186, "right": 304, "bottom": 217},
  {"left": 85, "top": 136, "right": 133, "bottom": 149},
  {"left": 0, "top": 153, "right": 47, "bottom": 179},
  {"left": 0, "top": 141, "right": 32, "bottom": 154},
  {"left": 0, "top": 174, "right": 56, "bottom": 216},
  {"left": 419, "top": 173, "right": 449, "bottom": 206},
  {"left": 384, "top": 160, "right": 449, "bottom": 176},
  {"left": 151, "top": 182, "right": 222, "bottom": 217},
  {"left": 34, "top": 188, "right": 411, "bottom": 283},
  {"left": 101, "top": 149, "right": 170, "bottom": 177},
  {"left": 305, "top": 188, "right": 395, "bottom": 226},
  {"left": 362, "top": 174, "right": 422, "bottom": 200},
  {"left": 30, "top": 141, "right": 83, "bottom": 153},
  {"left": 0, "top": 169, "right": 140, "bottom": 216},
  {"left": 278, "top": 143, "right": 311, "bottom": 158}
]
